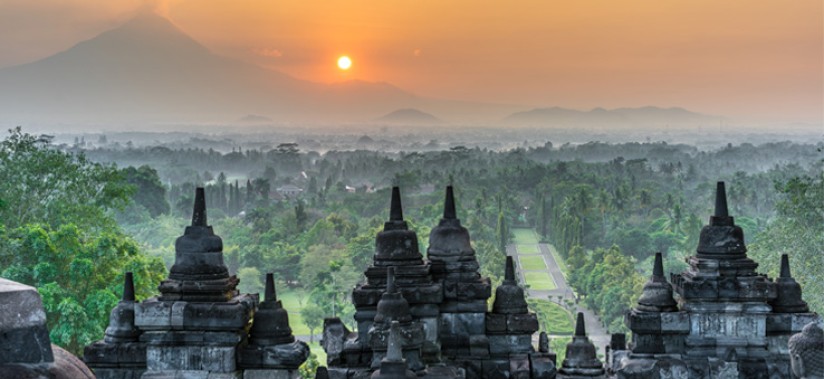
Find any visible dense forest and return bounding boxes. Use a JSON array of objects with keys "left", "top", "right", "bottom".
[{"left": 1, "top": 127, "right": 821, "bottom": 361}]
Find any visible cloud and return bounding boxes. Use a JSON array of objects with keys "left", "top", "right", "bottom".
[
  {"left": 413, "top": 48, "right": 421, "bottom": 57},
  {"left": 254, "top": 47, "right": 284, "bottom": 58}
]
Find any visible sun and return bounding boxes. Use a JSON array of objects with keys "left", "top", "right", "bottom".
[{"left": 337, "top": 56, "right": 352, "bottom": 70}]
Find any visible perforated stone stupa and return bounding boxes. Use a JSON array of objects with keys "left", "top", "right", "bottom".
[
  {"left": 610, "top": 182, "right": 821, "bottom": 379},
  {"left": 84, "top": 188, "right": 308, "bottom": 379},
  {"left": 321, "top": 186, "right": 557, "bottom": 378}
]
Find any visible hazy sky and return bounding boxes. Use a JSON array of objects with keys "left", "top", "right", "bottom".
[{"left": 1, "top": 0, "right": 821, "bottom": 123}]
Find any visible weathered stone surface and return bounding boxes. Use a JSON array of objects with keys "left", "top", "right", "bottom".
[
  {"left": 135, "top": 295, "right": 256, "bottom": 331},
  {"left": 788, "top": 322, "right": 824, "bottom": 379},
  {"left": 491, "top": 256, "right": 529, "bottom": 314},
  {"left": 558, "top": 313, "right": 605, "bottom": 378},
  {"left": 84, "top": 341, "right": 147, "bottom": 367},
  {"left": 507, "top": 313, "right": 539, "bottom": 334},
  {"left": 247, "top": 273, "right": 296, "bottom": 346},
  {"left": 243, "top": 369, "right": 300, "bottom": 379},
  {"left": 238, "top": 341, "right": 310, "bottom": 369},
  {"left": 769, "top": 254, "right": 809, "bottom": 313},
  {"left": 0, "top": 278, "right": 53, "bottom": 364},
  {"left": 141, "top": 370, "right": 242, "bottom": 378},
  {"left": 488, "top": 335, "right": 534, "bottom": 356},
  {"left": 146, "top": 346, "right": 237, "bottom": 372},
  {"left": 614, "top": 182, "right": 824, "bottom": 379},
  {"left": 529, "top": 353, "right": 558, "bottom": 379}
]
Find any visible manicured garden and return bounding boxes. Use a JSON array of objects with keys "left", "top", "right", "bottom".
[
  {"left": 516, "top": 244, "right": 540, "bottom": 254},
  {"left": 519, "top": 255, "right": 547, "bottom": 270},
  {"left": 529, "top": 299, "right": 574, "bottom": 335},
  {"left": 523, "top": 271, "right": 556, "bottom": 291},
  {"left": 513, "top": 228, "right": 539, "bottom": 245}
]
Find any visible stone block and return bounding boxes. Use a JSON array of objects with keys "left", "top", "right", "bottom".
[
  {"left": 468, "top": 335, "right": 489, "bottom": 358},
  {"left": 321, "top": 318, "right": 349, "bottom": 366},
  {"left": 485, "top": 313, "right": 507, "bottom": 334},
  {"left": 410, "top": 304, "right": 441, "bottom": 318},
  {"left": 509, "top": 354, "right": 531, "bottom": 379},
  {"left": 0, "top": 278, "right": 53, "bottom": 364},
  {"left": 507, "top": 313, "right": 539, "bottom": 334},
  {"left": 92, "top": 368, "right": 146, "bottom": 379},
  {"left": 141, "top": 370, "right": 242, "bottom": 379},
  {"left": 626, "top": 310, "right": 661, "bottom": 333},
  {"left": 442, "top": 280, "right": 458, "bottom": 299},
  {"left": 457, "top": 282, "right": 492, "bottom": 301},
  {"left": 461, "top": 359, "right": 482, "bottom": 378},
  {"left": 448, "top": 313, "right": 486, "bottom": 336},
  {"left": 488, "top": 335, "right": 533, "bottom": 356},
  {"left": 660, "top": 312, "right": 690, "bottom": 333},
  {"left": 482, "top": 359, "right": 510, "bottom": 379},
  {"left": 529, "top": 353, "right": 557, "bottom": 379},
  {"left": 243, "top": 369, "right": 300, "bottom": 379},
  {"left": 84, "top": 341, "right": 147, "bottom": 367},
  {"left": 136, "top": 297, "right": 255, "bottom": 331},
  {"left": 238, "top": 341, "right": 310, "bottom": 369},
  {"left": 140, "top": 331, "right": 245, "bottom": 345},
  {"left": 325, "top": 367, "right": 350, "bottom": 379},
  {"left": 146, "top": 346, "right": 237, "bottom": 372}
]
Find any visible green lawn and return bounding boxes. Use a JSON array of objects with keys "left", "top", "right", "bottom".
[
  {"left": 523, "top": 271, "right": 556, "bottom": 291},
  {"left": 512, "top": 228, "right": 539, "bottom": 245},
  {"left": 529, "top": 299, "right": 574, "bottom": 335},
  {"left": 517, "top": 244, "right": 540, "bottom": 254},
  {"left": 277, "top": 289, "right": 307, "bottom": 310},
  {"left": 277, "top": 290, "right": 313, "bottom": 336},
  {"left": 519, "top": 255, "right": 547, "bottom": 270}
]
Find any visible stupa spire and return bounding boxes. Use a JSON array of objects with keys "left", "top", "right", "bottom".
[
  {"left": 714, "top": 181, "right": 729, "bottom": 217},
  {"left": 192, "top": 187, "right": 207, "bottom": 226},
  {"left": 505, "top": 256, "right": 516, "bottom": 282},
  {"left": 265, "top": 273, "right": 276, "bottom": 303},
  {"left": 653, "top": 252, "right": 664, "bottom": 278},
  {"left": 443, "top": 186, "right": 457, "bottom": 219},
  {"left": 122, "top": 272, "right": 135, "bottom": 302},
  {"left": 575, "top": 312, "right": 586, "bottom": 337},
  {"left": 390, "top": 187, "right": 403, "bottom": 221},
  {"left": 780, "top": 254, "right": 791, "bottom": 278}
]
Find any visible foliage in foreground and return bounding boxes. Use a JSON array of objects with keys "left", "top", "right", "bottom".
[{"left": 0, "top": 128, "right": 165, "bottom": 354}]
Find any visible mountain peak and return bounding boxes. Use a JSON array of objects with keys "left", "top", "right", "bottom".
[{"left": 375, "top": 108, "right": 441, "bottom": 124}]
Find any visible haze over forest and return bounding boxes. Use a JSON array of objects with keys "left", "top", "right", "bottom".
[{"left": 0, "top": 2, "right": 822, "bottom": 375}]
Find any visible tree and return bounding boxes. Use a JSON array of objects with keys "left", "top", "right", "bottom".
[
  {"left": 0, "top": 224, "right": 165, "bottom": 354},
  {"left": 300, "top": 303, "right": 325, "bottom": 343},
  {"left": 750, "top": 174, "right": 824, "bottom": 313},
  {"left": 121, "top": 165, "right": 170, "bottom": 217},
  {"left": 497, "top": 211, "right": 507, "bottom": 255},
  {"left": 0, "top": 128, "right": 165, "bottom": 354},
  {"left": 0, "top": 127, "right": 132, "bottom": 230}
]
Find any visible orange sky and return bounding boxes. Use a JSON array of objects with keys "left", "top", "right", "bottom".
[{"left": 1, "top": 0, "right": 821, "bottom": 123}]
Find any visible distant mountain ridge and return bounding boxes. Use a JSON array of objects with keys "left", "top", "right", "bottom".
[
  {"left": 503, "top": 106, "right": 722, "bottom": 126},
  {"left": 0, "top": 11, "right": 725, "bottom": 127},
  {"left": 375, "top": 108, "right": 441, "bottom": 124},
  {"left": 0, "top": 12, "right": 425, "bottom": 124}
]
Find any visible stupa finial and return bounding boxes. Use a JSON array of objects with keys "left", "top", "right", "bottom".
[
  {"left": 192, "top": 187, "right": 208, "bottom": 226},
  {"left": 443, "top": 186, "right": 457, "bottom": 219},
  {"left": 123, "top": 272, "right": 135, "bottom": 302},
  {"left": 265, "top": 273, "right": 277, "bottom": 303},
  {"left": 714, "top": 181, "right": 729, "bottom": 218},
  {"left": 780, "top": 254, "right": 791, "bottom": 278},
  {"left": 575, "top": 312, "right": 586, "bottom": 337},
  {"left": 390, "top": 187, "right": 403, "bottom": 221}
]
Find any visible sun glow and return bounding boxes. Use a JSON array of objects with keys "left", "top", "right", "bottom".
[{"left": 337, "top": 55, "right": 352, "bottom": 70}]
